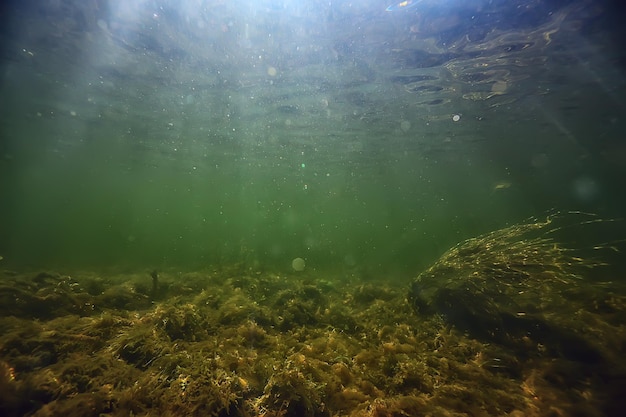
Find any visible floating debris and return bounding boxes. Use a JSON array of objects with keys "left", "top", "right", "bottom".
[
  {"left": 385, "top": 0, "right": 423, "bottom": 12},
  {"left": 492, "top": 180, "right": 512, "bottom": 191}
]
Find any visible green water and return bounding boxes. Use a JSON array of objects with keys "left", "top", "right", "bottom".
[
  {"left": 1, "top": 0, "right": 625, "bottom": 275},
  {"left": 2, "top": 3, "right": 626, "bottom": 416}
]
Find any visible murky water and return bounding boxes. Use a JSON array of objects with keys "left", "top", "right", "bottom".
[{"left": 1, "top": 1, "right": 625, "bottom": 416}]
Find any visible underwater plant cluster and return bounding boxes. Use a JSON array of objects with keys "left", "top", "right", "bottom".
[{"left": 1, "top": 215, "right": 625, "bottom": 416}]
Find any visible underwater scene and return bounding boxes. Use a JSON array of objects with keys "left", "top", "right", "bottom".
[{"left": 1, "top": 0, "right": 626, "bottom": 416}]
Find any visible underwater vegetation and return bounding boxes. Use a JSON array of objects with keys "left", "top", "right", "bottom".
[
  {"left": 409, "top": 212, "right": 626, "bottom": 355},
  {"left": 0, "top": 213, "right": 625, "bottom": 416}
]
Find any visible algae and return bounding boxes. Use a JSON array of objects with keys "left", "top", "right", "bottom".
[{"left": 1, "top": 215, "right": 625, "bottom": 416}]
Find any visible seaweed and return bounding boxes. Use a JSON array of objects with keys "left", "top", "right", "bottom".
[{"left": 0, "top": 215, "right": 625, "bottom": 416}]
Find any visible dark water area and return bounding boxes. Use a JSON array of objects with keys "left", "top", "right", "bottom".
[{"left": 1, "top": 0, "right": 625, "bottom": 416}]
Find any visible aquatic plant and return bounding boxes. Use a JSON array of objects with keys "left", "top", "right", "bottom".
[
  {"left": 0, "top": 223, "right": 624, "bottom": 417},
  {"left": 408, "top": 211, "right": 622, "bottom": 359}
]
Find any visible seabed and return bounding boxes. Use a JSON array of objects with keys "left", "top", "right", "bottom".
[{"left": 1, "top": 217, "right": 625, "bottom": 417}]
